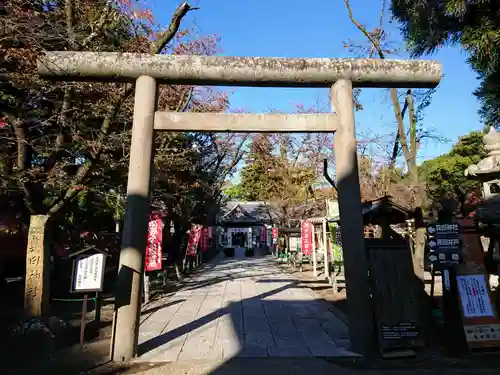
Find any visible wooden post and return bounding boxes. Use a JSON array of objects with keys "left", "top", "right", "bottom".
[
  {"left": 80, "top": 294, "right": 88, "bottom": 348},
  {"left": 323, "top": 218, "right": 329, "bottom": 280},
  {"left": 24, "top": 215, "right": 51, "bottom": 316},
  {"left": 312, "top": 225, "right": 317, "bottom": 278},
  {"left": 95, "top": 292, "right": 101, "bottom": 324},
  {"left": 332, "top": 80, "right": 375, "bottom": 357},
  {"left": 143, "top": 274, "right": 150, "bottom": 304},
  {"left": 111, "top": 75, "right": 157, "bottom": 362}
]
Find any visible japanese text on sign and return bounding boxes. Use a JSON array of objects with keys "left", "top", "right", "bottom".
[
  {"left": 74, "top": 253, "right": 105, "bottom": 292},
  {"left": 434, "top": 223, "right": 459, "bottom": 233},
  {"left": 457, "top": 274, "right": 494, "bottom": 318},
  {"left": 436, "top": 238, "right": 460, "bottom": 247},
  {"left": 301, "top": 220, "right": 313, "bottom": 255},
  {"left": 145, "top": 213, "right": 163, "bottom": 272}
]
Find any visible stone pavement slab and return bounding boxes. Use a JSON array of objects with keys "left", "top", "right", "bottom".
[{"left": 136, "top": 248, "right": 356, "bottom": 362}]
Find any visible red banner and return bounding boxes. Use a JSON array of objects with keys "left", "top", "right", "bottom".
[
  {"left": 301, "top": 220, "right": 313, "bottom": 255},
  {"left": 201, "top": 227, "right": 209, "bottom": 252},
  {"left": 186, "top": 225, "right": 202, "bottom": 256},
  {"left": 272, "top": 227, "right": 278, "bottom": 239},
  {"left": 145, "top": 212, "right": 163, "bottom": 271},
  {"left": 261, "top": 226, "right": 267, "bottom": 242}
]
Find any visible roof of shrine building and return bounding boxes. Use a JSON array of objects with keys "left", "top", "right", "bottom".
[{"left": 219, "top": 201, "right": 275, "bottom": 224}]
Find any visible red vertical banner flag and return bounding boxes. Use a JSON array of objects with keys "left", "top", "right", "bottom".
[
  {"left": 201, "top": 227, "right": 209, "bottom": 252},
  {"left": 186, "top": 225, "right": 202, "bottom": 256},
  {"left": 301, "top": 220, "right": 313, "bottom": 255},
  {"left": 272, "top": 227, "right": 278, "bottom": 241},
  {"left": 145, "top": 212, "right": 163, "bottom": 271},
  {"left": 260, "top": 226, "right": 267, "bottom": 242}
]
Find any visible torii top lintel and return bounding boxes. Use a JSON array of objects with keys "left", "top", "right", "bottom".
[{"left": 37, "top": 52, "right": 442, "bottom": 89}]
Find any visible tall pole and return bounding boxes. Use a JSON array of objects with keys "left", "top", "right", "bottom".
[
  {"left": 331, "top": 80, "right": 375, "bottom": 357},
  {"left": 312, "top": 225, "right": 317, "bottom": 278},
  {"left": 322, "top": 218, "right": 329, "bottom": 280},
  {"left": 110, "top": 75, "right": 157, "bottom": 361}
]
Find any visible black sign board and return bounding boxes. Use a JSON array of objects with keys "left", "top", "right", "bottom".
[
  {"left": 428, "top": 237, "right": 460, "bottom": 250},
  {"left": 427, "top": 221, "right": 462, "bottom": 267},
  {"left": 428, "top": 251, "right": 462, "bottom": 265},
  {"left": 381, "top": 323, "right": 420, "bottom": 341}
]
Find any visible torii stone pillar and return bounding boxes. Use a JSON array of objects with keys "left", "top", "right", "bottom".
[
  {"left": 111, "top": 76, "right": 157, "bottom": 361},
  {"left": 37, "top": 52, "right": 442, "bottom": 360}
]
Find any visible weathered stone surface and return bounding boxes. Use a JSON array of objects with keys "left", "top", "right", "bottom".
[
  {"left": 38, "top": 52, "right": 442, "bottom": 88},
  {"left": 154, "top": 112, "right": 338, "bottom": 133},
  {"left": 465, "top": 127, "right": 500, "bottom": 179},
  {"left": 24, "top": 215, "right": 50, "bottom": 317}
]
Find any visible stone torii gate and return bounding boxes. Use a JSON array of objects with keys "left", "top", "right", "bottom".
[{"left": 38, "top": 52, "right": 442, "bottom": 361}]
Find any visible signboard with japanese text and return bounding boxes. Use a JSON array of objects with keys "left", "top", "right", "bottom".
[
  {"left": 301, "top": 220, "right": 313, "bottom": 255},
  {"left": 427, "top": 221, "right": 462, "bottom": 266},
  {"left": 272, "top": 227, "right": 278, "bottom": 245},
  {"left": 455, "top": 218, "right": 500, "bottom": 350},
  {"left": 72, "top": 253, "right": 106, "bottom": 293},
  {"left": 457, "top": 274, "right": 494, "bottom": 318},
  {"left": 464, "top": 324, "right": 500, "bottom": 343},
  {"left": 260, "top": 226, "right": 267, "bottom": 243},
  {"left": 326, "top": 199, "right": 339, "bottom": 218},
  {"left": 145, "top": 212, "right": 163, "bottom": 272}
]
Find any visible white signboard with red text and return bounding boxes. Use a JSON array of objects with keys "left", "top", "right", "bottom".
[
  {"left": 301, "top": 220, "right": 313, "bottom": 255},
  {"left": 145, "top": 212, "right": 163, "bottom": 272}
]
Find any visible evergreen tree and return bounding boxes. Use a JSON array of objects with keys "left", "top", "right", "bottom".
[
  {"left": 391, "top": 0, "right": 500, "bottom": 126},
  {"left": 419, "top": 130, "right": 486, "bottom": 208}
]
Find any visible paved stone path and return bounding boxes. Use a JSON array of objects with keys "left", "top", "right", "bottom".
[{"left": 137, "top": 248, "right": 356, "bottom": 362}]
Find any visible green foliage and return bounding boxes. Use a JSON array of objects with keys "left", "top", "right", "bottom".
[
  {"left": 223, "top": 184, "right": 245, "bottom": 200},
  {"left": 391, "top": 0, "right": 500, "bottom": 126},
  {"left": 419, "top": 130, "right": 486, "bottom": 206},
  {"left": 235, "top": 134, "right": 277, "bottom": 201}
]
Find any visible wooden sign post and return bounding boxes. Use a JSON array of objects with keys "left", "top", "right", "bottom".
[{"left": 69, "top": 247, "right": 109, "bottom": 348}]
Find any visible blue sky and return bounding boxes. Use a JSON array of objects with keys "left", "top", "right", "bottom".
[{"left": 149, "top": 0, "right": 483, "bottom": 164}]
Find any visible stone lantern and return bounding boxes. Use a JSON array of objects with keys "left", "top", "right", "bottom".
[
  {"left": 465, "top": 127, "right": 500, "bottom": 220},
  {"left": 465, "top": 127, "right": 500, "bottom": 278}
]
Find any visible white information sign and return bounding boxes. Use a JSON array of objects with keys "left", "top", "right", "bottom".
[
  {"left": 457, "top": 274, "right": 494, "bottom": 318},
  {"left": 464, "top": 324, "right": 500, "bottom": 342},
  {"left": 74, "top": 253, "right": 105, "bottom": 292}
]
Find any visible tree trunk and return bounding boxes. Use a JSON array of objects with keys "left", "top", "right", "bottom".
[
  {"left": 24, "top": 215, "right": 51, "bottom": 316},
  {"left": 413, "top": 206, "right": 426, "bottom": 281},
  {"left": 407, "top": 92, "right": 425, "bottom": 280}
]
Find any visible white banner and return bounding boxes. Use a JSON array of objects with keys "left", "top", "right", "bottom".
[{"left": 74, "top": 253, "right": 105, "bottom": 292}]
